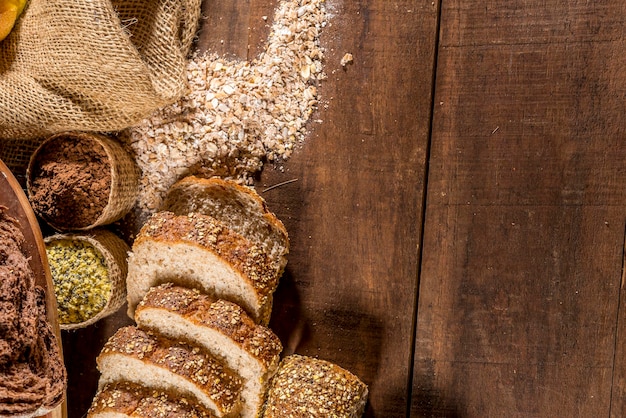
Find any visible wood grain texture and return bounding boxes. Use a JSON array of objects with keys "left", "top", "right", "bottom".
[
  {"left": 45, "top": 0, "right": 626, "bottom": 418},
  {"left": 56, "top": 0, "right": 626, "bottom": 416},
  {"left": 255, "top": 1, "right": 438, "bottom": 416},
  {"left": 197, "top": 0, "right": 278, "bottom": 58},
  {"left": 413, "top": 1, "right": 626, "bottom": 416},
  {"left": 60, "top": 1, "right": 438, "bottom": 417}
]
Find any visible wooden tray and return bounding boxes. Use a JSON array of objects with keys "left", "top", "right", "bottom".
[{"left": 0, "top": 158, "right": 67, "bottom": 418}]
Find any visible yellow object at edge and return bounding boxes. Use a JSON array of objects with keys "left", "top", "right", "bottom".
[{"left": 0, "top": 0, "right": 27, "bottom": 42}]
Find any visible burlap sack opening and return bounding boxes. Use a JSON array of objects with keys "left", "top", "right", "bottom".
[
  {"left": 0, "top": 0, "right": 202, "bottom": 140},
  {"left": 45, "top": 229, "right": 130, "bottom": 330},
  {"left": 27, "top": 132, "right": 139, "bottom": 231}
]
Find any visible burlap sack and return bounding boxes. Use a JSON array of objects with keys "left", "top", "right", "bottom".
[{"left": 0, "top": 0, "right": 201, "bottom": 140}]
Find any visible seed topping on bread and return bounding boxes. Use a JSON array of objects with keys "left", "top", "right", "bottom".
[
  {"left": 162, "top": 176, "right": 289, "bottom": 272},
  {"left": 135, "top": 283, "right": 282, "bottom": 418},
  {"left": 137, "top": 211, "right": 278, "bottom": 299},
  {"left": 137, "top": 283, "right": 282, "bottom": 367},
  {"left": 99, "top": 326, "right": 242, "bottom": 415},
  {"left": 88, "top": 381, "right": 217, "bottom": 417},
  {"left": 264, "top": 354, "right": 368, "bottom": 417}
]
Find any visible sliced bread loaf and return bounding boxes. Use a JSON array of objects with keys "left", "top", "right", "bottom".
[
  {"left": 96, "top": 326, "right": 243, "bottom": 417},
  {"left": 263, "top": 354, "right": 368, "bottom": 418},
  {"left": 126, "top": 211, "right": 279, "bottom": 324},
  {"left": 88, "top": 381, "right": 217, "bottom": 418},
  {"left": 135, "top": 283, "right": 283, "bottom": 418},
  {"left": 161, "top": 176, "right": 289, "bottom": 273}
]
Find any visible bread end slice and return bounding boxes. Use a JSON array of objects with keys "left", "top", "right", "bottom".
[
  {"left": 263, "top": 354, "right": 368, "bottom": 418},
  {"left": 162, "top": 176, "right": 289, "bottom": 273}
]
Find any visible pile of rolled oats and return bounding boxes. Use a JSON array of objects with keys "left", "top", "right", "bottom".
[{"left": 121, "top": 0, "right": 328, "bottom": 216}]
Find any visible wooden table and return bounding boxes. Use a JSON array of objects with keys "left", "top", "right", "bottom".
[{"left": 58, "top": 0, "right": 626, "bottom": 416}]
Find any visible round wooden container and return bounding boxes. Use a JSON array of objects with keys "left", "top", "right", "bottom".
[{"left": 27, "top": 132, "right": 139, "bottom": 231}]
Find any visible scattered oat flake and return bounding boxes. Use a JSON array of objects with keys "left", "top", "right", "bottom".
[
  {"left": 121, "top": 0, "right": 328, "bottom": 217},
  {"left": 340, "top": 53, "right": 353, "bottom": 67}
]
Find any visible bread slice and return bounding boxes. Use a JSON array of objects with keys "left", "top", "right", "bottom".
[
  {"left": 88, "top": 381, "right": 216, "bottom": 417},
  {"left": 135, "top": 283, "right": 283, "bottom": 418},
  {"left": 162, "top": 176, "right": 289, "bottom": 273},
  {"left": 263, "top": 354, "right": 368, "bottom": 418},
  {"left": 126, "top": 211, "right": 279, "bottom": 324},
  {"left": 96, "top": 326, "right": 242, "bottom": 417}
]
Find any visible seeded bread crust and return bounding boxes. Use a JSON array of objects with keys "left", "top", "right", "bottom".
[
  {"left": 97, "top": 326, "right": 242, "bottom": 417},
  {"left": 162, "top": 176, "right": 289, "bottom": 273},
  {"left": 263, "top": 355, "right": 368, "bottom": 418},
  {"left": 136, "top": 283, "right": 282, "bottom": 369},
  {"left": 135, "top": 283, "right": 283, "bottom": 418},
  {"left": 126, "top": 211, "right": 278, "bottom": 323},
  {"left": 87, "top": 381, "right": 217, "bottom": 418}
]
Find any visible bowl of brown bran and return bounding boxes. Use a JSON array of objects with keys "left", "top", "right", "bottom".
[{"left": 27, "top": 132, "right": 139, "bottom": 231}]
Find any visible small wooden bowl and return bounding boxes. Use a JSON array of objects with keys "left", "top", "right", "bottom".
[
  {"left": 45, "top": 230, "right": 129, "bottom": 330},
  {"left": 27, "top": 132, "right": 139, "bottom": 231}
]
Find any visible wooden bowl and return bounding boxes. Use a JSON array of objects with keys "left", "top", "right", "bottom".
[{"left": 0, "top": 158, "right": 67, "bottom": 417}]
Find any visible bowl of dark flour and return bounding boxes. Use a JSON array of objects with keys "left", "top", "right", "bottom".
[{"left": 27, "top": 132, "right": 139, "bottom": 231}]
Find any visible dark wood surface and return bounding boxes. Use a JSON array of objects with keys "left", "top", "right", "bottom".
[
  {"left": 413, "top": 1, "right": 626, "bottom": 417},
  {"left": 55, "top": 0, "right": 626, "bottom": 417}
]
